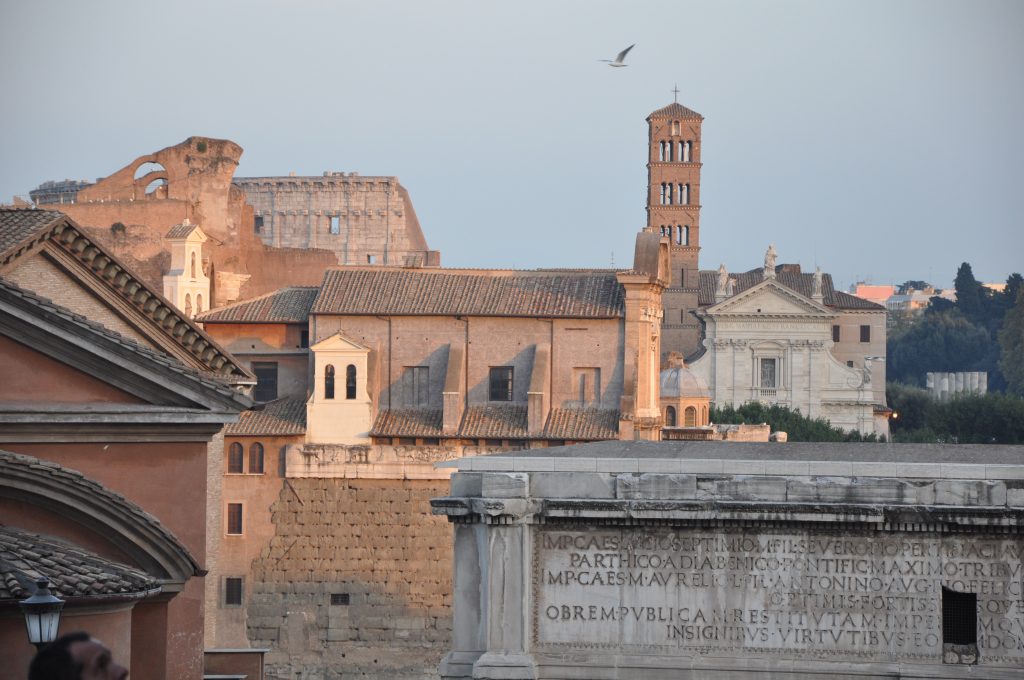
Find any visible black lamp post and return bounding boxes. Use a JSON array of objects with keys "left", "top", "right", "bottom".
[{"left": 19, "top": 577, "right": 64, "bottom": 651}]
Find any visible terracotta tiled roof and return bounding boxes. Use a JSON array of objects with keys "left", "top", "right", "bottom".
[
  {"left": 0, "top": 526, "right": 160, "bottom": 601},
  {"left": 227, "top": 397, "right": 307, "bottom": 436},
  {"left": 164, "top": 222, "right": 200, "bottom": 240},
  {"left": 198, "top": 287, "right": 318, "bottom": 323},
  {"left": 459, "top": 405, "right": 530, "bottom": 439},
  {"left": 0, "top": 208, "right": 64, "bottom": 256},
  {"left": 370, "top": 409, "right": 444, "bottom": 438},
  {"left": 698, "top": 268, "right": 884, "bottom": 311},
  {"left": 312, "top": 269, "right": 624, "bottom": 318},
  {"left": 543, "top": 409, "right": 619, "bottom": 440},
  {"left": 0, "top": 209, "right": 252, "bottom": 382},
  {"left": 0, "top": 279, "right": 251, "bottom": 408},
  {"left": 0, "top": 450, "right": 201, "bottom": 577},
  {"left": 647, "top": 102, "right": 703, "bottom": 120}
]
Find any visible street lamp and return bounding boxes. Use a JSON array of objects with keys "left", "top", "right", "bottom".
[{"left": 19, "top": 577, "right": 64, "bottom": 650}]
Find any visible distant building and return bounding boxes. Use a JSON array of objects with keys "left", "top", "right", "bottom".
[
  {"left": 850, "top": 283, "right": 895, "bottom": 306},
  {"left": 28, "top": 178, "right": 94, "bottom": 205}
]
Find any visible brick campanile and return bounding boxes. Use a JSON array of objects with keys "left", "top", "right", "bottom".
[{"left": 645, "top": 102, "right": 703, "bottom": 358}]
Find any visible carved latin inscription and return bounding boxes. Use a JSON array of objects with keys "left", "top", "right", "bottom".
[{"left": 532, "top": 527, "right": 1024, "bottom": 664}]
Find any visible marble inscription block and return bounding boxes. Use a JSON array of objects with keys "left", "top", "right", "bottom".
[{"left": 532, "top": 526, "right": 1024, "bottom": 665}]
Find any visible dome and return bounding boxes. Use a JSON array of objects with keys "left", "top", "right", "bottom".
[{"left": 660, "top": 365, "right": 710, "bottom": 399}]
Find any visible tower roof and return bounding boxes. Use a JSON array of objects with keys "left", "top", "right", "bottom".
[{"left": 647, "top": 102, "right": 703, "bottom": 121}]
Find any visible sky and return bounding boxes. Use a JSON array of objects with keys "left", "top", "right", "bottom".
[{"left": 1, "top": 0, "right": 1021, "bottom": 290}]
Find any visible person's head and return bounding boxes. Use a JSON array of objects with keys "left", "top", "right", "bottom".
[{"left": 28, "top": 632, "right": 128, "bottom": 680}]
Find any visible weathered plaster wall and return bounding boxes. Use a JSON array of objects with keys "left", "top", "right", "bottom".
[{"left": 246, "top": 478, "right": 452, "bottom": 680}]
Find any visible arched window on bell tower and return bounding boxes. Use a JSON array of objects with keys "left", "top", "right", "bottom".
[
  {"left": 190, "top": 252, "right": 197, "bottom": 279},
  {"left": 659, "top": 141, "right": 666, "bottom": 162},
  {"left": 671, "top": 120, "right": 681, "bottom": 136},
  {"left": 682, "top": 141, "right": 692, "bottom": 162}
]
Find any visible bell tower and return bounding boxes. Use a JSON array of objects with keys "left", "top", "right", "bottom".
[{"left": 645, "top": 99, "right": 703, "bottom": 358}]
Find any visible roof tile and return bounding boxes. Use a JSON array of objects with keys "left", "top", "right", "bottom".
[
  {"left": 370, "top": 408, "right": 443, "bottom": 438},
  {"left": 647, "top": 102, "right": 703, "bottom": 120},
  {"left": 698, "top": 268, "right": 885, "bottom": 310},
  {"left": 227, "top": 397, "right": 307, "bottom": 436},
  {"left": 543, "top": 408, "right": 619, "bottom": 440},
  {"left": 198, "top": 287, "right": 318, "bottom": 323},
  {"left": 312, "top": 269, "right": 624, "bottom": 318}
]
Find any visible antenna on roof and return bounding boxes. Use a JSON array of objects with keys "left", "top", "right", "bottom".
[{"left": 610, "top": 251, "right": 615, "bottom": 268}]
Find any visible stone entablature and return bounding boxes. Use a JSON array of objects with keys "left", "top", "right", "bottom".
[{"left": 432, "top": 442, "right": 1024, "bottom": 680}]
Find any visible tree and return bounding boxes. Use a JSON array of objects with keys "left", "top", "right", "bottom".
[
  {"left": 954, "top": 262, "right": 984, "bottom": 322},
  {"left": 710, "top": 403, "right": 878, "bottom": 442},
  {"left": 1006, "top": 273, "right": 1023, "bottom": 307},
  {"left": 898, "top": 280, "right": 930, "bottom": 294},
  {"left": 998, "top": 289, "right": 1024, "bottom": 395},
  {"left": 887, "top": 310, "right": 990, "bottom": 385}
]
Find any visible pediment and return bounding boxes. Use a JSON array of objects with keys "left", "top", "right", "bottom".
[
  {"left": 706, "top": 280, "right": 834, "bottom": 317},
  {"left": 311, "top": 332, "right": 371, "bottom": 353}
]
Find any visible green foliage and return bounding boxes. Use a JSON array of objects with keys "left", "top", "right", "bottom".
[
  {"left": 196, "top": 140, "right": 208, "bottom": 153},
  {"left": 887, "top": 382, "right": 1024, "bottom": 444},
  {"left": 954, "top": 262, "right": 984, "bottom": 322},
  {"left": 110, "top": 221, "right": 126, "bottom": 236},
  {"left": 998, "top": 289, "right": 1024, "bottom": 395},
  {"left": 887, "top": 310, "right": 991, "bottom": 385},
  {"left": 898, "top": 280, "right": 930, "bottom": 294},
  {"left": 710, "top": 403, "right": 878, "bottom": 442}
]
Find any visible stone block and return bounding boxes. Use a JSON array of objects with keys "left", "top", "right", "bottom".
[
  {"left": 934, "top": 480, "right": 1006, "bottom": 506},
  {"left": 1007, "top": 488, "right": 1024, "bottom": 508},
  {"left": 450, "top": 472, "right": 482, "bottom": 497},
  {"left": 709, "top": 476, "right": 788, "bottom": 502},
  {"left": 481, "top": 472, "right": 528, "bottom": 498},
  {"left": 530, "top": 472, "right": 615, "bottom": 499},
  {"left": 616, "top": 473, "right": 696, "bottom": 500}
]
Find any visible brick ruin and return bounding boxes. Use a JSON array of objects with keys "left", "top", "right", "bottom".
[{"left": 31, "top": 137, "right": 437, "bottom": 307}]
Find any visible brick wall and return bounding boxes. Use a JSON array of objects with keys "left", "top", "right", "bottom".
[{"left": 247, "top": 478, "right": 451, "bottom": 679}]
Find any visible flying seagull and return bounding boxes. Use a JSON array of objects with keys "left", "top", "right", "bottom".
[{"left": 600, "top": 43, "right": 635, "bottom": 67}]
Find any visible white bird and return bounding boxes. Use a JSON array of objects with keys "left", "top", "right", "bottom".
[{"left": 600, "top": 43, "right": 635, "bottom": 67}]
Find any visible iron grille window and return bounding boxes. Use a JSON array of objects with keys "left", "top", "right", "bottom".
[
  {"left": 249, "top": 442, "right": 264, "bottom": 474},
  {"left": 489, "top": 367, "right": 514, "bottom": 401},
  {"left": 227, "top": 442, "right": 243, "bottom": 473},
  {"left": 225, "top": 577, "right": 243, "bottom": 606},
  {"left": 942, "top": 587, "right": 977, "bottom": 645},
  {"left": 227, "top": 503, "right": 243, "bottom": 535},
  {"left": 252, "top": 362, "right": 278, "bottom": 402},
  {"left": 860, "top": 324, "right": 871, "bottom": 343},
  {"left": 330, "top": 593, "right": 350, "bottom": 606},
  {"left": 832, "top": 325, "right": 841, "bottom": 343}
]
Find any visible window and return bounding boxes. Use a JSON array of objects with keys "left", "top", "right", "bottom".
[
  {"left": 346, "top": 364, "right": 357, "bottom": 399},
  {"left": 190, "top": 252, "right": 198, "bottom": 279},
  {"left": 249, "top": 442, "right": 264, "bottom": 474},
  {"left": 196, "top": 294, "right": 203, "bottom": 314},
  {"left": 489, "top": 366, "right": 514, "bottom": 401},
  {"left": 659, "top": 141, "right": 667, "bottom": 162},
  {"left": 329, "top": 216, "right": 341, "bottom": 234},
  {"left": 847, "top": 361, "right": 855, "bottom": 368},
  {"left": 300, "top": 329, "right": 309, "bottom": 348},
  {"left": 367, "top": 254, "right": 376, "bottom": 264},
  {"left": 404, "top": 366, "right": 429, "bottom": 406},
  {"left": 665, "top": 406, "right": 676, "bottom": 427},
  {"left": 942, "top": 587, "right": 977, "bottom": 646},
  {"left": 254, "top": 215, "right": 264, "bottom": 234},
  {"left": 325, "top": 364, "right": 335, "bottom": 400},
  {"left": 225, "top": 577, "right": 243, "bottom": 606},
  {"left": 184, "top": 293, "right": 192, "bottom": 317},
  {"left": 330, "top": 593, "right": 351, "bottom": 606},
  {"left": 252, "top": 362, "right": 278, "bottom": 402},
  {"left": 860, "top": 325, "right": 871, "bottom": 343},
  {"left": 227, "top": 443, "right": 243, "bottom": 474},
  {"left": 832, "top": 325, "right": 841, "bottom": 343},
  {"left": 760, "top": 358, "right": 778, "bottom": 388},
  {"left": 684, "top": 406, "right": 697, "bottom": 427},
  {"left": 573, "top": 367, "right": 601, "bottom": 406},
  {"left": 671, "top": 120, "right": 680, "bottom": 136},
  {"left": 681, "top": 140, "right": 692, "bottom": 162},
  {"left": 227, "top": 503, "right": 243, "bottom": 535}
]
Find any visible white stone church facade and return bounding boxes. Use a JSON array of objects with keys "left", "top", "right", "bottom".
[{"left": 688, "top": 253, "right": 890, "bottom": 437}]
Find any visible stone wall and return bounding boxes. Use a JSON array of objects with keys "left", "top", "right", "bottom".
[{"left": 247, "top": 478, "right": 452, "bottom": 679}]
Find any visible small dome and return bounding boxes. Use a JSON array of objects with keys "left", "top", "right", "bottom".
[{"left": 660, "top": 365, "right": 710, "bottom": 399}]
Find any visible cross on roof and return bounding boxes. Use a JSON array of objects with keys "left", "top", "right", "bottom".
[{"left": 672, "top": 84, "right": 679, "bottom": 102}]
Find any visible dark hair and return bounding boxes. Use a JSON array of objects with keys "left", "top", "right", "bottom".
[{"left": 28, "top": 631, "right": 91, "bottom": 680}]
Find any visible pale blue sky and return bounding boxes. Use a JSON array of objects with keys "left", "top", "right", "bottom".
[{"left": 1, "top": 0, "right": 1021, "bottom": 289}]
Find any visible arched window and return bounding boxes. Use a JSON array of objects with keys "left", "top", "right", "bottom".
[
  {"left": 675, "top": 226, "right": 683, "bottom": 245},
  {"left": 702, "top": 405, "right": 708, "bottom": 424},
  {"left": 684, "top": 184, "right": 690, "bottom": 205},
  {"left": 667, "top": 140, "right": 674, "bottom": 161},
  {"left": 682, "top": 141, "right": 692, "bottom": 162},
  {"left": 249, "top": 442, "right": 264, "bottom": 474},
  {"left": 659, "top": 183, "right": 667, "bottom": 205},
  {"left": 685, "top": 406, "right": 697, "bottom": 427},
  {"left": 196, "top": 294, "right": 203, "bottom": 314},
  {"left": 190, "top": 252, "right": 197, "bottom": 279},
  {"left": 228, "top": 442, "right": 243, "bottom": 473},
  {"left": 346, "top": 364, "right": 357, "bottom": 400},
  {"left": 665, "top": 406, "right": 676, "bottom": 427},
  {"left": 659, "top": 141, "right": 666, "bottom": 162},
  {"left": 680, "top": 226, "right": 689, "bottom": 246},
  {"left": 325, "top": 364, "right": 335, "bottom": 399},
  {"left": 184, "top": 293, "right": 192, "bottom": 317},
  {"left": 671, "top": 120, "right": 681, "bottom": 136}
]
